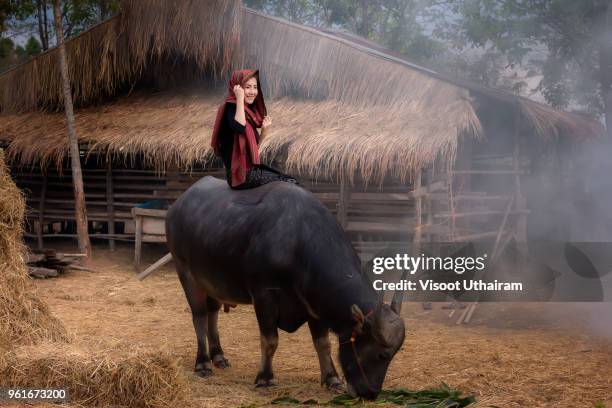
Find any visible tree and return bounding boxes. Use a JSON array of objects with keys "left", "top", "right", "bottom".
[
  {"left": 0, "top": 35, "right": 42, "bottom": 71},
  {"left": 53, "top": 0, "right": 91, "bottom": 259},
  {"left": 5, "top": 0, "right": 119, "bottom": 52},
  {"left": 0, "top": 0, "right": 18, "bottom": 33},
  {"left": 24, "top": 34, "right": 41, "bottom": 54},
  {"left": 444, "top": 0, "right": 612, "bottom": 140},
  {"left": 243, "top": 0, "right": 445, "bottom": 63}
]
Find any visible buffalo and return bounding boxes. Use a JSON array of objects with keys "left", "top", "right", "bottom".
[{"left": 165, "top": 177, "right": 405, "bottom": 399}]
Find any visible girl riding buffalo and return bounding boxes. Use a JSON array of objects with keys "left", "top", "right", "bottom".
[{"left": 210, "top": 69, "right": 298, "bottom": 189}]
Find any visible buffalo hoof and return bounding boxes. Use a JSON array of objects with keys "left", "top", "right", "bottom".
[
  {"left": 326, "top": 378, "right": 345, "bottom": 394},
  {"left": 212, "top": 355, "right": 231, "bottom": 369},
  {"left": 195, "top": 368, "right": 213, "bottom": 377},
  {"left": 195, "top": 361, "right": 213, "bottom": 377},
  {"left": 254, "top": 372, "right": 275, "bottom": 387}
]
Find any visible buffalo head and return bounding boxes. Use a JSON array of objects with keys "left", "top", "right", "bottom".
[{"left": 339, "top": 303, "right": 405, "bottom": 399}]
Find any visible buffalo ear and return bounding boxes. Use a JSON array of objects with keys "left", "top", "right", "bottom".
[{"left": 351, "top": 304, "right": 365, "bottom": 333}]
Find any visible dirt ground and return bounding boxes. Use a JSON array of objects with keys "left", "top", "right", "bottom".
[{"left": 20, "top": 241, "right": 612, "bottom": 407}]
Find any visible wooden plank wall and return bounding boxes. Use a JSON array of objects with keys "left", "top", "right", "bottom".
[
  {"left": 12, "top": 164, "right": 444, "bottom": 243},
  {"left": 10, "top": 156, "right": 525, "bottom": 248}
]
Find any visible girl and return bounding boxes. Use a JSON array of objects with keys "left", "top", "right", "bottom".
[{"left": 210, "top": 69, "right": 298, "bottom": 189}]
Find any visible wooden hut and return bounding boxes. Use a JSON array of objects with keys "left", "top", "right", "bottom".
[{"left": 0, "top": 1, "right": 604, "bottom": 259}]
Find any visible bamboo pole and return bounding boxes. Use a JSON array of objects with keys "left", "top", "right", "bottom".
[{"left": 53, "top": 0, "right": 91, "bottom": 260}]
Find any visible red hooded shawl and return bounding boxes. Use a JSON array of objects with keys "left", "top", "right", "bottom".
[{"left": 211, "top": 69, "right": 267, "bottom": 187}]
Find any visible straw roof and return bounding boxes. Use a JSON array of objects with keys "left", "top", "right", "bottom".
[
  {"left": 0, "top": 89, "right": 479, "bottom": 184},
  {"left": 0, "top": 1, "right": 604, "bottom": 183},
  {"left": 239, "top": 9, "right": 603, "bottom": 142},
  {"left": 0, "top": 0, "right": 241, "bottom": 112}
]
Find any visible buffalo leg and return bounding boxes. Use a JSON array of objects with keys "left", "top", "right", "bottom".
[
  {"left": 253, "top": 295, "right": 279, "bottom": 387},
  {"left": 175, "top": 260, "right": 213, "bottom": 376},
  {"left": 206, "top": 296, "right": 230, "bottom": 368},
  {"left": 308, "top": 319, "right": 343, "bottom": 392}
]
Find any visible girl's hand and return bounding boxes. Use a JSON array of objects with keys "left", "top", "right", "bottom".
[
  {"left": 262, "top": 116, "right": 272, "bottom": 129},
  {"left": 233, "top": 85, "right": 245, "bottom": 102}
]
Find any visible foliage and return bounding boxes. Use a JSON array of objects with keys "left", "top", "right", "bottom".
[
  {"left": 0, "top": 0, "right": 119, "bottom": 73},
  {"left": 270, "top": 383, "right": 476, "bottom": 406},
  {"left": 0, "top": 34, "right": 40, "bottom": 70},
  {"left": 244, "top": 0, "right": 610, "bottom": 133},
  {"left": 243, "top": 0, "right": 446, "bottom": 63},
  {"left": 442, "top": 0, "right": 612, "bottom": 127}
]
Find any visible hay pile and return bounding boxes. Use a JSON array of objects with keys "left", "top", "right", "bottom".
[
  {"left": 0, "top": 343, "right": 189, "bottom": 407},
  {"left": 0, "top": 148, "right": 69, "bottom": 349},
  {"left": 0, "top": 149, "right": 191, "bottom": 407}
]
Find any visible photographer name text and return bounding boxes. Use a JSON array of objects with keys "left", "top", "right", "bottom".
[{"left": 372, "top": 279, "right": 523, "bottom": 291}]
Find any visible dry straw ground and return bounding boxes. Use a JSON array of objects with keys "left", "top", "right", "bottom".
[{"left": 10, "top": 241, "right": 612, "bottom": 408}]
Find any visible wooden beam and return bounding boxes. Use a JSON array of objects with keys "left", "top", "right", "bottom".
[
  {"left": 450, "top": 231, "right": 503, "bottom": 241},
  {"left": 24, "top": 232, "right": 134, "bottom": 239},
  {"left": 131, "top": 208, "right": 168, "bottom": 218},
  {"left": 315, "top": 180, "right": 445, "bottom": 202},
  {"left": 452, "top": 170, "right": 527, "bottom": 175},
  {"left": 29, "top": 266, "right": 59, "bottom": 278},
  {"left": 463, "top": 303, "right": 478, "bottom": 324},
  {"left": 137, "top": 252, "right": 173, "bottom": 281},
  {"left": 434, "top": 209, "right": 529, "bottom": 219}
]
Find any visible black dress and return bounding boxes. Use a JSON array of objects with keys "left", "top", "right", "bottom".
[{"left": 219, "top": 103, "right": 298, "bottom": 189}]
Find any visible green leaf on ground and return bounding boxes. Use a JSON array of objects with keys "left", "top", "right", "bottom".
[{"left": 268, "top": 384, "right": 475, "bottom": 406}]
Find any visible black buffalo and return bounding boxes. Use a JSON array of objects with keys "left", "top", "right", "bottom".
[{"left": 165, "top": 177, "right": 405, "bottom": 399}]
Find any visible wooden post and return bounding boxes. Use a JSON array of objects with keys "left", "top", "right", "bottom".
[
  {"left": 391, "top": 168, "right": 424, "bottom": 313},
  {"left": 414, "top": 169, "right": 432, "bottom": 310},
  {"left": 53, "top": 0, "right": 91, "bottom": 259},
  {"left": 456, "top": 139, "right": 473, "bottom": 233},
  {"left": 37, "top": 171, "right": 48, "bottom": 250},
  {"left": 447, "top": 162, "right": 456, "bottom": 239},
  {"left": 513, "top": 108, "right": 528, "bottom": 253},
  {"left": 491, "top": 197, "right": 515, "bottom": 262},
  {"left": 337, "top": 175, "right": 351, "bottom": 228},
  {"left": 106, "top": 158, "right": 115, "bottom": 251},
  {"left": 425, "top": 166, "right": 435, "bottom": 242},
  {"left": 413, "top": 168, "right": 423, "bottom": 254},
  {"left": 134, "top": 213, "right": 142, "bottom": 273}
]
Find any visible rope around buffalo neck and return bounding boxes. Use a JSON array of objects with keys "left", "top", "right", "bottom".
[{"left": 340, "top": 309, "right": 376, "bottom": 394}]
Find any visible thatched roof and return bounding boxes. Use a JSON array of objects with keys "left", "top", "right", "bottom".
[
  {"left": 0, "top": 88, "right": 478, "bottom": 184},
  {"left": 239, "top": 9, "right": 602, "bottom": 142},
  {"left": 0, "top": 0, "right": 241, "bottom": 112},
  {"left": 0, "top": 1, "right": 604, "bottom": 184}
]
